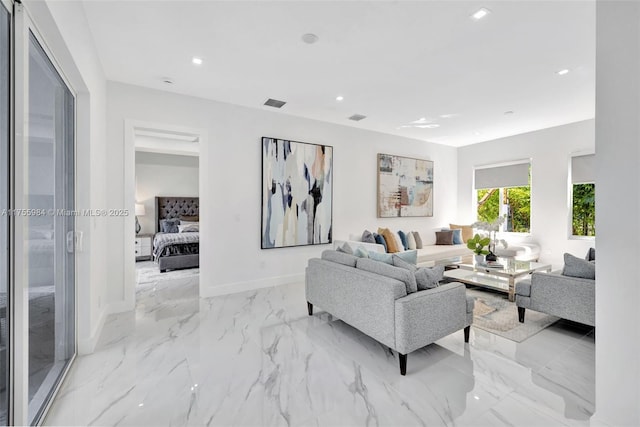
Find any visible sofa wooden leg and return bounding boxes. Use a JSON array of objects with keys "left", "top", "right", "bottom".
[
  {"left": 399, "top": 353, "right": 407, "bottom": 375},
  {"left": 307, "top": 302, "right": 313, "bottom": 316},
  {"left": 464, "top": 326, "right": 470, "bottom": 343},
  {"left": 518, "top": 307, "right": 525, "bottom": 323}
]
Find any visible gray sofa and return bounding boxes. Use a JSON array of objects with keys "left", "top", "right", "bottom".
[
  {"left": 515, "top": 271, "right": 595, "bottom": 327},
  {"left": 305, "top": 252, "right": 474, "bottom": 375}
]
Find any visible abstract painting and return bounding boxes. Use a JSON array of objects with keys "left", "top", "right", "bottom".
[
  {"left": 377, "top": 153, "right": 433, "bottom": 217},
  {"left": 262, "top": 137, "right": 333, "bottom": 249}
]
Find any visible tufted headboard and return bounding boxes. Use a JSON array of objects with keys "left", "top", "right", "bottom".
[{"left": 155, "top": 196, "right": 199, "bottom": 233}]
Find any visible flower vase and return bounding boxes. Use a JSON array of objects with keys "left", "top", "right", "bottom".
[{"left": 474, "top": 254, "right": 485, "bottom": 265}]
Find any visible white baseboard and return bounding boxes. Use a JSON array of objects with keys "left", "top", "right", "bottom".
[{"left": 201, "top": 273, "right": 304, "bottom": 298}]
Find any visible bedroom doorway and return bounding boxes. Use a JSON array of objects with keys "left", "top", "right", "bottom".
[{"left": 131, "top": 126, "right": 201, "bottom": 295}]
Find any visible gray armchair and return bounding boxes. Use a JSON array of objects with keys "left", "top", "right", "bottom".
[{"left": 515, "top": 271, "right": 595, "bottom": 327}]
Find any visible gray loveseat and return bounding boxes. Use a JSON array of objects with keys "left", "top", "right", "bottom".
[
  {"left": 305, "top": 251, "right": 474, "bottom": 375},
  {"left": 515, "top": 271, "right": 595, "bottom": 327}
]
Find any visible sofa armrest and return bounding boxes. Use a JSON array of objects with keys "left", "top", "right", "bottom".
[
  {"left": 394, "top": 282, "right": 468, "bottom": 354},
  {"left": 529, "top": 271, "right": 595, "bottom": 326},
  {"left": 334, "top": 239, "right": 385, "bottom": 254}
]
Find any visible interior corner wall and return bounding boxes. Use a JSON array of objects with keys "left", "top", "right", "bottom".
[
  {"left": 106, "top": 81, "right": 458, "bottom": 301},
  {"left": 594, "top": 1, "right": 640, "bottom": 425},
  {"left": 134, "top": 154, "right": 199, "bottom": 234},
  {"left": 27, "top": 0, "right": 109, "bottom": 354},
  {"left": 456, "top": 120, "right": 595, "bottom": 267}
]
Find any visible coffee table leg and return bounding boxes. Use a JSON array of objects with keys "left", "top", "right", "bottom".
[{"left": 509, "top": 277, "right": 515, "bottom": 302}]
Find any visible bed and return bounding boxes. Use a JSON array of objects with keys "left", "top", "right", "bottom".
[{"left": 154, "top": 196, "right": 199, "bottom": 272}]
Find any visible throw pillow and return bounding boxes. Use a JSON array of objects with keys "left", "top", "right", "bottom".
[
  {"left": 398, "top": 230, "right": 409, "bottom": 250},
  {"left": 392, "top": 232, "right": 405, "bottom": 253},
  {"left": 562, "top": 253, "right": 595, "bottom": 279},
  {"left": 374, "top": 233, "right": 388, "bottom": 252},
  {"left": 395, "top": 249, "right": 418, "bottom": 265},
  {"left": 321, "top": 250, "right": 358, "bottom": 267},
  {"left": 442, "top": 228, "right": 463, "bottom": 245},
  {"left": 356, "top": 258, "right": 417, "bottom": 294},
  {"left": 413, "top": 231, "right": 423, "bottom": 249},
  {"left": 180, "top": 215, "right": 199, "bottom": 222},
  {"left": 392, "top": 254, "right": 417, "bottom": 272},
  {"left": 407, "top": 232, "right": 417, "bottom": 250},
  {"left": 178, "top": 224, "right": 199, "bottom": 233},
  {"left": 585, "top": 247, "right": 596, "bottom": 262},
  {"left": 354, "top": 246, "right": 370, "bottom": 258},
  {"left": 415, "top": 265, "right": 445, "bottom": 290},
  {"left": 362, "top": 230, "right": 376, "bottom": 244},
  {"left": 379, "top": 228, "right": 401, "bottom": 253},
  {"left": 449, "top": 224, "right": 473, "bottom": 243},
  {"left": 159, "top": 218, "right": 180, "bottom": 233},
  {"left": 336, "top": 242, "right": 354, "bottom": 254},
  {"left": 368, "top": 251, "right": 393, "bottom": 264},
  {"left": 435, "top": 230, "right": 454, "bottom": 245}
]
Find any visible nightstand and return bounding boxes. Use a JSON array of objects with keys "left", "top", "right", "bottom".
[{"left": 135, "top": 234, "right": 153, "bottom": 261}]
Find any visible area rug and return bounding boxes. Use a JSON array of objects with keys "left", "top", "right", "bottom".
[{"left": 467, "top": 288, "right": 559, "bottom": 342}]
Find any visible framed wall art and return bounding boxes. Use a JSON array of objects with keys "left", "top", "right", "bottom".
[
  {"left": 261, "top": 137, "right": 333, "bottom": 249},
  {"left": 377, "top": 153, "right": 433, "bottom": 218}
]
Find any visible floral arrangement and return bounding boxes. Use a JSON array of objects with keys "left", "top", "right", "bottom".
[{"left": 472, "top": 215, "right": 508, "bottom": 250}]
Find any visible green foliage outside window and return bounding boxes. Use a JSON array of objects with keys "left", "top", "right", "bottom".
[
  {"left": 572, "top": 183, "right": 595, "bottom": 236},
  {"left": 477, "top": 186, "right": 530, "bottom": 233}
]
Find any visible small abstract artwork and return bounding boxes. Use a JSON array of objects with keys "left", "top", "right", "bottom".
[
  {"left": 377, "top": 153, "right": 434, "bottom": 217},
  {"left": 262, "top": 137, "right": 333, "bottom": 249}
]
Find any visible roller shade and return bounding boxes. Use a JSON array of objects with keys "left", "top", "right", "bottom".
[
  {"left": 474, "top": 162, "right": 530, "bottom": 190},
  {"left": 571, "top": 154, "right": 595, "bottom": 184}
]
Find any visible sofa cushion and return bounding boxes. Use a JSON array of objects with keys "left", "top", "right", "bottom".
[
  {"left": 392, "top": 254, "right": 417, "bottom": 272},
  {"left": 516, "top": 279, "right": 532, "bottom": 297},
  {"left": 442, "top": 228, "right": 463, "bottom": 245},
  {"left": 369, "top": 251, "right": 393, "bottom": 264},
  {"left": 435, "top": 230, "right": 454, "bottom": 245},
  {"left": 379, "top": 228, "right": 401, "bottom": 253},
  {"left": 362, "top": 230, "right": 376, "bottom": 244},
  {"left": 354, "top": 246, "right": 369, "bottom": 258},
  {"left": 374, "top": 233, "right": 388, "bottom": 252},
  {"left": 336, "top": 242, "right": 354, "bottom": 254},
  {"left": 413, "top": 231, "right": 423, "bottom": 249},
  {"left": 450, "top": 224, "right": 473, "bottom": 243},
  {"left": 414, "top": 265, "right": 444, "bottom": 290},
  {"left": 562, "top": 253, "right": 595, "bottom": 279},
  {"left": 407, "top": 232, "right": 417, "bottom": 250},
  {"left": 356, "top": 258, "right": 418, "bottom": 294},
  {"left": 585, "top": 247, "right": 596, "bottom": 262},
  {"left": 398, "top": 230, "right": 409, "bottom": 250},
  {"left": 321, "top": 250, "right": 358, "bottom": 267}
]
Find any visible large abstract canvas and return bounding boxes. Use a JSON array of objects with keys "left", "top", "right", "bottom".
[
  {"left": 377, "top": 153, "right": 434, "bottom": 217},
  {"left": 262, "top": 137, "right": 333, "bottom": 248}
]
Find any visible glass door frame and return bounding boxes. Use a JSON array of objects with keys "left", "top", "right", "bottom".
[{"left": 11, "top": 2, "right": 77, "bottom": 425}]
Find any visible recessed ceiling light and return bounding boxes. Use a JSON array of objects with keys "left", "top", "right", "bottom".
[
  {"left": 504, "top": 110, "right": 514, "bottom": 115},
  {"left": 192, "top": 57, "right": 203, "bottom": 65},
  {"left": 414, "top": 124, "right": 440, "bottom": 129},
  {"left": 162, "top": 77, "right": 174, "bottom": 85},
  {"left": 471, "top": 7, "right": 490, "bottom": 20},
  {"left": 301, "top": 33, "right": 319, "bottom": 44},
  {"left": 336, "top": 95, "right": 344, "bottom": 102},
  {"left": 348, "top": 114, "right": 367, "bottom": 121},
  {"left": 440, "top": 113, "right": 459, "bottom": 119},
  {"left": 264, "top": 98, "right": 287, "bottom": 108},
  {"left": 557, "top": 69, "right": 570, "bottom": 75}
]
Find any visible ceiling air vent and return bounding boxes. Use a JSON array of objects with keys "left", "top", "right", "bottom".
[
  {"left": 264, "top": 98, "right": 287, "bottom": 108},
  {"left": 348, "top": 114, "right": 367, "bottom": 121}
]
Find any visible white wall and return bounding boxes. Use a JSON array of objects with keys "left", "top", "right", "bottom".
[
  {"left": 457, "top": 120, "right": 595, "bottom": 267},
  {"left": 27, "top": 0, "right": 108, "bottom": 354},
  {"left": 106, "top": 81, "right": 458, "bottom": 301},
  {"left": 134, "top": 152, "right": 199, "bottom": 234},
  {"left": 594, "top": 1, "right": 640, "bottom": 425}
]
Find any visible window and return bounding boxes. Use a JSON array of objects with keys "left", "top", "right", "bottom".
[
  {"left": 475, "top": 162, "right": 531, "bottom": 233},
  {"left": 571, "top": 154, "right": 595, "bottom": 237}
]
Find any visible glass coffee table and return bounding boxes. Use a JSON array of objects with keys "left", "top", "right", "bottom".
[{"left": 443, "top": 256, "right": 552, "bottom": 302}]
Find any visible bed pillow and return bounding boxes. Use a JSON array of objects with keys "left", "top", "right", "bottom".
[
  {"left": 160, "top": 218, "right": 180, "bottom": 233},
  {"left": 179, "top": 223, "right": 199, "bottom": 233},
  {"left": 180, "top": 215, "right": 199, "bottom": 222}
]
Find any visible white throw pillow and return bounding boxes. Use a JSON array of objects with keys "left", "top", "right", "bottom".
[
  {"left": 392, "top": 231, "right": 405, "bottom": 253},
  {"left": 407, "top": 232, "right": 417, "bottom": 250},
  {"left": 179, "top": 223, "right": 199, "bottom": 233}
]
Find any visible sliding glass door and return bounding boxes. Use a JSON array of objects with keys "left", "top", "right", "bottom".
[{"left": 13, "top": 4, "right": 76, "bottom": 425}]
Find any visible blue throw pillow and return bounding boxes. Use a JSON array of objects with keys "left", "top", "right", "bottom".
[
  {"left": 442, "top": 228, "right": 463, "bottom": 245},
  {"left": 374, "top": 233, "right": 388, "bottom": 252},
  {"left": 395, "top": 249, "right": 418, "bottom": 265},
  {"left": 398, "top": 230, "right": 409, "bottom": 250},
  {"left": 368, "top": 250, "right": 393, "bottom": 264},
  {"left": 160, "top": 218, "right": 180, "bottom": 233},
  {"left": 354, "top": 246, "right": 369, "bottom": 258}
]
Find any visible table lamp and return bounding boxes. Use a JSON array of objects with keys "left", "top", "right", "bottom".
[{"left": 135, "top": 203, "right": 146, "bottom": 234}]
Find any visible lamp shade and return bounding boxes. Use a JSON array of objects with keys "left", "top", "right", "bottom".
[{"left": 135, "top": 203, "right": 146, "bottom": 216}]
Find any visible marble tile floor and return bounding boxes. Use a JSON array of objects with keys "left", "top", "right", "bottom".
[{"left": 44, "top": 266, "right": 597, "bottom": 426}]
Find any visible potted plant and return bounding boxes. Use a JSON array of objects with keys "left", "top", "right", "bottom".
[{"left": 467, "top": 234, "right": 491, "bottom": 264}]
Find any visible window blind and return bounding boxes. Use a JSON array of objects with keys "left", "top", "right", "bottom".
[
  {"left": 474, "top": 162, "right": 530, "bottom": 190},
  {"left": 571, "top": 154, "right": 595, "bottom": 184}
]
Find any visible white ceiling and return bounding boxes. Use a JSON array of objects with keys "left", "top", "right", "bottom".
[{"left": 81, "top": 0, "right": 595, "bottom": 147}]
